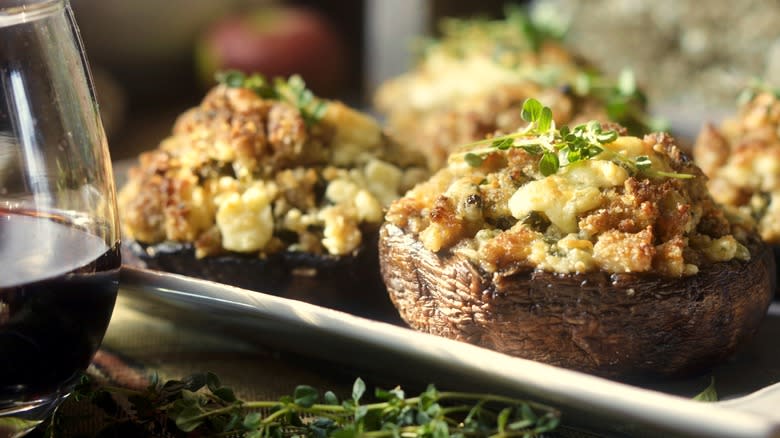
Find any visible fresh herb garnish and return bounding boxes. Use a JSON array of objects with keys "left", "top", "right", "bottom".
[
  {"left": 54, "top": 373, "right": 560, "bottom": 437},
  {"left": 457, "top": 98, "right": 692, "bottom": 179},
  {"left": 216, "top": 70, "right": 328, "bottom": 127}
]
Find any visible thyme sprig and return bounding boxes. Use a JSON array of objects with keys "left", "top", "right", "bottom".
[
  {"left": 459, "top": 98, "right": 693, "bottom": 179},
  {"left": 216, "top": 70, "right": 328, "bottom": 127},
  {"left": 55, "top": 373, "right": 560, "bottom": 438}
]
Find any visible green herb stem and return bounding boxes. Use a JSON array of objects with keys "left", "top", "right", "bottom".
[
  {"left": 63, "top": 374, "right": 560, "bottom": 438},
  {"left": 259, "top": 407, "right": 290, "bottom": 425},
  {"left": 647, "top": 170, "right": 695, "bottom": 179}
]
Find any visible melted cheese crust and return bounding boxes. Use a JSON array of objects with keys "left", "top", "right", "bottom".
[{"left": 387, "top": 134, "right": 749, "bottom": 276}]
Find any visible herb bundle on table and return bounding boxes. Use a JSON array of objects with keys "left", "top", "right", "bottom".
[{"left": 45, "top": 373, "right": 560, "bottom": 438}]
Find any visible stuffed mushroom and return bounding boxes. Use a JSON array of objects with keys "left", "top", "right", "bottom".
[
  {"left": 379, "top": 99, "right": 774, "bottom": 378},
  {"left": 118, "top": 72, "right": 428, "bottom": 320}
]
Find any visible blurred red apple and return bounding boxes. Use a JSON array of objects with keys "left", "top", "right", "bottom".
[{"left": 196, "top": 6, "right": 349, "bottom": 96}]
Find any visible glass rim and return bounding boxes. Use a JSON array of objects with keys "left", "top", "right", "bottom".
[{"left": 0, "top": 0, "right": 64, "bottom": 28}]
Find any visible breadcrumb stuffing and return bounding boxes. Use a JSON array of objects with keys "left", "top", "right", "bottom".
[
  {"left": 387, "top": 131, "right": 751, "bottom": 276},
  {"left": 694, "top": 91, "right": 780, "bottom": 244},
  {"left": 118, "top": 84, "right": 427, "bottom": 257}
]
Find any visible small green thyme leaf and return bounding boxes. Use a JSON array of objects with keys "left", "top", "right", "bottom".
[
  {"left": 243, "top": 412, "right": 263, "bottom": 429},
  {"left": 538, "top": 106, "right": 553, "bottom": 132},
  {"left": 206, "top": 371, "right": 221, "bottom": 392},
  {"left": 294, "top": 385, "right": 319, "bottom": 408},
  {"left": 693, "top": 377, "right": 718, "bottom": 402},
  {"left": 175, "top": 405, "right": 205, "bottom": 432},
  {"left": 216, "top": 70, "right": 246, "bottom": 88},
  {"left": 324, "top": 390, "right": 339, "bottom": 405},
  {"left": 465, "top": 152, "right": 485, "bottom": 167},
  {"left": 352, "top": 377, "right": 366, "bottom": 403},
  {"left": 521, "top": 98, "right": 543, "bottom": 123},
  {"left": 596, "top": 130, "right": 618, "bottom": 144},
  {"left": 539, "top": 152, "right": 559, "bottom": 176},
  {"left": 520, "top": 144, "right": 543, "bottom": 155},
  {"left": 497, "top": 407, "right": 512, "bottom": 433},
  {"left": 492, "top": 137, "right": 515, "bottom": 150},
  {"left": 310, "top": 100, "right": 328, "bottom": 121},
  {"left": 213, "top": 386, "right": 236, "bottom": 402},
  {"left": 565, "top": 147, "right": 582, "bottom": 164},
  {"left": 635, "top": 155, "right": 652, "bottom": 170}
]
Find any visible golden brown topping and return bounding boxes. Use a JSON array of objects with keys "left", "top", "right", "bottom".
[
  {"left": 693, "top": 91, "right": 780, "bottom": 243},
  {"left": 118, "top": 83, "right": 427, "bottom": 258},
  {"left": 388, "top": 121, "right": 749, "bottom": 277}
]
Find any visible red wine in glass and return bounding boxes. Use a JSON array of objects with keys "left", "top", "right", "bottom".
[{"left": 0, "top": 210, "right": 119, "bottom": 410}]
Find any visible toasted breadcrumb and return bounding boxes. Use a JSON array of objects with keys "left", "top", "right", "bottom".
[
  {"left": 119, "top": 85, "right": 427, "bottom": 258},
  {"left": 387, "top": 131, "right": 751, "bottom": 276}
]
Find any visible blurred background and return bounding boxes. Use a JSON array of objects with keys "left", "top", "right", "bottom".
[{"left": 69, "top": 0, "right": 780, "bottom": 160}]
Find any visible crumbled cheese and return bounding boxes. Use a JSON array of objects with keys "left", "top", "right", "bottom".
[
  {"left": 364, "top": 159, "right": 404, "bottom": 206},
  {"left": 216, "top": 181, "right": 277, "bottom": 253},
  {"left": 354, "top": 190, "right": 383, "bottom": 223},
  {"left": 188, "top": 186, "right": 215, "bottom": 233},
  {"left": 509, "top": 160, "right": 628, "bottom": 233},
  {"left": 325, "top": 172, "right": 384, "bottom": 225},
  {"left": 326, "top": 102, "right": 383, "bottom": 166},
  {"left": 319, "top": 205, "right": 362, "bottom": 255},
  {"left": 325, "top": 179, "right": 360, "bottom": 204},
  {"left": 592, "top": 228, "right": 654, "bottom": 273},
  {"left": 699, "top": 235, "right": 750, "bottom": 262},
  {"left": 211, "top": 138, "right": 235, "bottom": 163},
  {"left": 606, "top": 136, "right": 648, "bottom": 157},
  {"left": 419, "top": 222, "right": 450, "bottom": 253},
  {"left": 527, "top": 234, "right": 596, "bottom": 273},
  {"left": 445, "top": 178, "right": 483, "bottom": 222}
]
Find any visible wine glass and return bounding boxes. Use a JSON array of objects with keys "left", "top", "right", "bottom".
[{"left": 0, "top": 0, "right": 120, "bottom": 435}]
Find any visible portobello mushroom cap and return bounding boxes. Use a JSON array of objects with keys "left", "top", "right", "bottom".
[
  {"left": 379, "top": 223, "right": 774, "bottom": 379},
  {"left": 123, "top": 228, "right": 403, "bottom": 323}
]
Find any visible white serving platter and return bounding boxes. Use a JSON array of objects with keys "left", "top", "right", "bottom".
[{"left": 118, "top": 266, "right": 780, "bottom": 438}]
